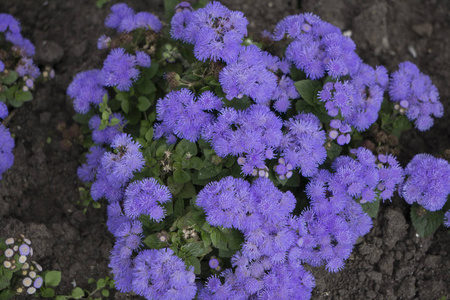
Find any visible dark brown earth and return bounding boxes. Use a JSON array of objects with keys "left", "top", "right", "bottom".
[{"left": 0, "top": 0, "right": 449, "bottom": 299}]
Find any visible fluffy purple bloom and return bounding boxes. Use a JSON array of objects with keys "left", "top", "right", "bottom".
[
  {"left": 0, "top": 61, "right": 4, "bottom": 72},
  {"left": 77, "top": 146, "right": 106, "bottom": 183},
  {"left": 0, "top": 13, "right": 21, "bottom": 33},
  {"left": 155, "top": 89, "right": 222, "bottom": 143},
  {"left": 0, "top": 124, "right": 14, "bottom": 180},
  {"left": 401, "top": 154, "right": 450, "bottom": 211},
  {"left": 124, "top": 178, "right": 172, "bottom": 221},
  {"left": 279, "top": 113, "right": 327, "bottom": 177},
  {"left": 172, "top": 1, "right": 248, "bottom": 63},
  {"left": 100, "top": 48, "right": 140, "bottom": 91},
  {"left": 89, "top": 113, "right": 126, "bottom": 145},
  {"left": 67, "top": 69, "right": 106, "bottom": 113},
  {"left": 202, "top": 105, "right": 283, "bottom": 175},
  {"left": 444, "top": 210, "right": 450, "bottom": 227},
  {"left": 5, "top": 31, "right": 35, "bottom": 57},
  {"left": 0, "top": 102, "right": 8, "bottom": 119},
  {"left": 272, "top": 75, "right": 299, "bottom": 113},
  {"left": 377, "top": 153, "right": 404, "bottom": 201},
  {"left": 105, "top": 3, "right": 135, "bottom": 30},
  {"left": 219, "top": 45, "right": 278, "bottom": 104},
  {"left": 132, "top": 248, "right": 197, "bottom": 300},
  {"left": 91, "top": 133, "right": 145, "bottom": 202},
  {"left": 119, "top": 11, "right": 163, "bottom": 33},
  {"left": 15, "top": 57, "right": 40, "bottom": 78},
  {"left": 388, "top": 61, "right": 443, "bottom": 131},
  {"left": 135, "top": 51, "right": 151, "bottom": 67},
  {"left": 276, "top": 14, "right": 361, "bottom": 80},
  {"left": 97, "top": 35, "right": 111, "bottom": 50}
]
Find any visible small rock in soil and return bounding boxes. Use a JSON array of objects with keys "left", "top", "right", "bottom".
[{"left": 35, "top": 40, "right": 64, "bottom": 65}]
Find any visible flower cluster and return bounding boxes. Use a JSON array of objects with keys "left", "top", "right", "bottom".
[
  {"left": 197, "top": 177, "right": 315, "bottom": 299},
  {"left": 105, "top": 3, "right": 162, "bottom": 33},
  {"left": 68, "top": 4, "right": 157, "bottom": 113},
  {"left": 0, "top": 123, "right": 14, "bottom": 181},
  {"left": 401, "top": 154, "right": 450, "bottom": 211},
  {"left": 154, "top": 89, "right": 223, "bottom": 144},
  {"left": 0, "top": 13, "right": 40, "bottom": 78},
  {"left": 273, "top": 13, "right": 361, "bottom": 80},
  {"left": 171, "top": 1, "right": 248, "bottom": 63},
  {"left": 1, "top": 235, "right": 44, "bottom": 296},
  {"left": 388, "top": 61, "right": 443, "bottom": 131},
  {"left": 132, "top": 248, "right": 197, "bottom": 300}
]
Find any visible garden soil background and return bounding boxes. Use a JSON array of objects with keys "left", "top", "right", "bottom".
[{"left": 0, "top": 0, "right": 449, "bottom": 299}]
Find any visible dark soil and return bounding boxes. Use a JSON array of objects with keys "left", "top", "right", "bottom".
[{"left": 0, "top": 0, "right": 449, "bottom": 299}]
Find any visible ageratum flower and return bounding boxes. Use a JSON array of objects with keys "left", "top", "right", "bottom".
[
  {"left": 388, "top": 61, "right": 443, "bottom": 131},
  {"left": 90, "top": 133, "right": 144, "bottom": 202},
  {"left": 105, "top": 3, "right": 135, "bottom": 30},
  {"left": 0, "top": 124, "right": 14, "bottom": 180},
  {"left": 77, "top": 146, "right": 106, "bottom": 183},
  {"left": 274, "top": 13, "right": 361, "bottom": 80},
  {"left": 279, "top": 113, "right": 327, "bottom": 177},
  {"left": 154, "top": 89, "right": 222, "bottom": 143},
  {"left": 67, "top": 69, "right": 106, "bottom": 114},
  {"left": 132, "top": 248, "right": 197, "bottom": 300},
  {"left": 0, "top": 102, "right": 8, "bottom": 119},
  {"left": 100, "top": 48, "right": 140, "bottom": 91},
  {"left": 401, "top": 154, "right": 450, "bottom": 211},
  {"left": 171, "top": 1, "right": 248, "bottom": 63},
  {"left": 124, "top": 178, "right": 172, "bottom": 221},
  {"left": 219, "top": 45, "right": 278, "bottom": 104},
  {"left": 202, "top": 105, "right": 283, "bottom": 175}
]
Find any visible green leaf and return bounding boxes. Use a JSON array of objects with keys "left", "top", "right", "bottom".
[
  {"left": 360, "top": 197, "right": 381, "bottom": 219},
  {"left": 145, "top": 128, "right": 154, "bottom": 142},
  {"left": 101, "top": 110, "right": 110, "bottom": 121},
  {"left": 173, "top": 197, "right": 185, "bottom": 218},
  {"left": 88, "top": 278, "right": 95, "bottom": 284},
  {"left": 0, "top": 289, "right": 15, "bottom": 300},
  {"left": 143, "top": 233, "right": 167, "bottom": 249},
  {"left": 327, "top": 143, "right": 343, "bottom": 161},
  {"left": 1, "top": 71, "right": 18, "bottom": 85},
  {"left": 185, "top": 256, "right": 201, "bottom": 274},
  {"left": 40, "top": 287, "right": 55, "bottom": 298},
  {"left": 110, "top": 117, "right": 120, "bottom": 126},
  {"left": 0, "top": 268, "right": 12, "bottom": 290},
  {"left": 55, "top": 296, "right": 67, "bottom": 300},
  {"left": 121, "top": 99, "right": 129, "bottom": 114},
  {"left": 137, "top": 96, "right": 152, "bottom": 111},
  {"left": 188, "top": 157, "right": 204, "bottom": 170},
  {"left": 197, "top": 165, "right": 220, "bottom": 180},
  {"left": 44, "top": 270, "right": 61, "bottom": 287},
  {"left": 101, "top": 289, "right": 110, "bottom": 297},
  {"left": 173, "top": 169, "right": 191, "bottom": 184},
  {"left": 97, "top": 278, "right": 106, "bottom": 289},
  {"left": 178, "top": 182, "right": 196, "bottom": 198},
  {"left": 411, "top": 203, "right": 447, "bottom": 237},
  {"left": 176, "top": 139, "right": 198, "bottom": 157},
  {"left": 71, "top": 287, "right": 84, "bottom": 299},
  {"left": 137, "top": 81, "right": 157, "bottom": 95},
  {"left": 294, "top": 80, "right": 322, "bottom": 105},
  {"left": 167, "top": 176, "right": 184, "bottom": 196},
  {"left": 181, "top": 242, "right": 212, "bottom": 257},
  {"left": 211, "top": 229, "right": 228, "bottom": 250}
]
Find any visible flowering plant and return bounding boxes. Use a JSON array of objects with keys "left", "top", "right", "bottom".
[
  {"left": 69, "top": 1, "right": 450, "bottom": 299},
  {"left": 0, "top": 13, "right": 51, "bottom": 182}
]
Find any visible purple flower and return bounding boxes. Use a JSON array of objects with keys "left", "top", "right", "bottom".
[
  {"left": 15, "top": 57, "right": 40, "bottom": 78},
  {"left": 0, "top": 61, "right": 4, "bottom": 72},
  {"left": 0, "top": 124, "right": 14, "bottom": 180},
  {"left": 0, "top": 13, "right": 21, "bottom": 33},
  {"left": 135, "top": 51, "right": 151, "bottom": 67},
  {"left": 219, "top": 45, "right": 278, "bottom": 103},
  {"left": 279, "top": 113, "right": 327, "bottom": 177},
  {"left": 100, "top": 48, "right": 140, "bottom": 91},
  {"left": 172, "top": 1, "right": 248, "bottom": 63},
  {"left": 401, "top": 154, "right": 450, "bottom": 211},
  {"left": 105, "top": 3, "right": 135, "bottom": 30},
  {"left": 97, "top": 35, "right": 111, "bottom": 50},
  {"left": 77, "top": 146, "right": 106, "bottom": 183},
  {"left": 444, "top": 210, "right": 450, "bottom": 228},
  {"left": 132, "top": 248, "right": 197, "bottom": 300},
  {"left": 124, "top": 178, "right": 172, "bottom": 221},
  {"left": 0, "top": 102, "right": 8, "bottom": 119},
  {"left": 154, "top": 89, "right": 222, "bottom": 143},
  {"left": 67, "top": 69, "right": 106, "bottom": 114},
  {"left": 388, "top": 61, "right": 443, "bottom": 131}
]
